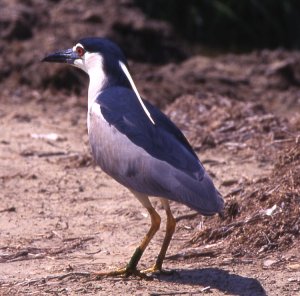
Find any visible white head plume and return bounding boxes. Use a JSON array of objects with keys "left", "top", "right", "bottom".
[{"left": 119, "top": 61, "right": 155, "bottom": 125}]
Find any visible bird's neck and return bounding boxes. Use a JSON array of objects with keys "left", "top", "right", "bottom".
[
  {"left": 88, "top": 68, "right": 106, "bottom": 110},
  {"left": 103, "top": 67, "right": 132, "bottom": 90},
  {"left": 87, "top": 64, "right": 132, "bottom": 110}
]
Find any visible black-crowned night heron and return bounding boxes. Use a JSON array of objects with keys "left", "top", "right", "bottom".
[{"left": 42, "top": 37, "right": 224, "bottom": 278}]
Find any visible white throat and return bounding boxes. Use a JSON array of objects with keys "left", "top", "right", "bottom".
[
  {"left": 74, "top": 51, "right": 107, "bottom": 133},
  {"left": 74, "top": 50, "right": 107, "bottom": 110},
  {"left": 86, "top": 53, "right": 107, "bottom": 110}
]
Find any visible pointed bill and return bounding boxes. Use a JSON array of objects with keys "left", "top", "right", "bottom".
[{"left": 119, "top": 61, "right": 155, "bottom": 125}]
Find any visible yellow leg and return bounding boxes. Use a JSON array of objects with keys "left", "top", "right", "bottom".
[
  {"left": 143, "top": 199, "right": 176, "bottom": 274},
  {"left": 94, "top": 193, "right": 161, "bottom": 278},
  {"left": 126, "top": 206, "right": 161, "bottom": 271}
]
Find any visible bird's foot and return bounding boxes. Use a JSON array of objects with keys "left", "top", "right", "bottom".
[
  {"left": 93, "top": 266, "right": 152, "bottom": 280},
  {"left": 141, "top": 264, "right": 175, "bottom": 276}
]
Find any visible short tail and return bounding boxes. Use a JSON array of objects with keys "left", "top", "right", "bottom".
[
  {"left": 195, "top": 173, "right": 224, "bottom": 216},
  {"left": 173, "top": 171, "right": 224, "bottom": 216}
]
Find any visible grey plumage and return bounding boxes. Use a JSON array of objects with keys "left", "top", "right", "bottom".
[
  {"left": 42, "top": 37, "right": 224, "bottom": 277},
  {"left": 89, "top": 86, "right": 223, "bottom": 215}
]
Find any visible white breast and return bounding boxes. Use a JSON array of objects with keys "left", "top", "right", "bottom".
[{"left": 87, "top": 100, "right": 105, "bottom": 134}]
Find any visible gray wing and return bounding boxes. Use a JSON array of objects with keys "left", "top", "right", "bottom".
[
  {"left": 97, "top": 87, "right": 205, "bottom": 181},
  {"left": 89, "top": 87, "right": 223, "bottom": 215}
]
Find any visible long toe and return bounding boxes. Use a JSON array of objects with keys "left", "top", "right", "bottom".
[
  {"left": 93, "top": 266, "right": 153, "bottom": 280},
  {"left": 141, "top": 264, "right": 175, "bottom": 276}
]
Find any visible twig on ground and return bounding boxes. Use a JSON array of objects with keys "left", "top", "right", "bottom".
[
  {"left": 166, "top": 245, "right": 219, "bottom": 260},
  {"left": 0, "top": 237, "right": 94, "bottom": 263},
  {"left": 0, "top": 206, "right": 16, "bottom": 213},
  {"left": 15, "top": 272, "right": 91, "bottom": 286}
]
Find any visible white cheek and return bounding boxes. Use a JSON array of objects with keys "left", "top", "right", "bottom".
[
  {"left": 85, "top": 53, "right": 103, "bottom": 73},
  {"left": 74, "top": 59, "right": 84, "bottom": 69}
]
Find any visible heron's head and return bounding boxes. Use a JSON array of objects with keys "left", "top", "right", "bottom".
[{"left": 42, "top": 37, "right": 131, "bottom": 89}]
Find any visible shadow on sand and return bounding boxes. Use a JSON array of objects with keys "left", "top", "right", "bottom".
[{"left": 155, "top": 267, "right": 266, "bottom": 296}]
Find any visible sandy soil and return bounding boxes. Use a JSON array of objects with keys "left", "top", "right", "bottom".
[
  {"left": 0, "top": 93, "right": 299, "bottom": 296},
  {"left": 1, "top": 0, "right": 300, "bottom": 295}
]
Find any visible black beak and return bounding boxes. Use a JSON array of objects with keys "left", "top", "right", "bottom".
[{"left": 42, "top": 48, "right": 79, "bottom": 64}]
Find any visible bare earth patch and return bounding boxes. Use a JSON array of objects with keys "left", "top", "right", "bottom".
[
  {"left": 1, "top": 0, "right": 300, "bottom": 294},
  {"left": 0, "top": 92, "right": 299, "bottom": 295}
]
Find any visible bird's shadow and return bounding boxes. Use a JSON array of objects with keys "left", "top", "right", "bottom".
[{"left": 155, "top": 267, "right": 266, "bottom": 296}]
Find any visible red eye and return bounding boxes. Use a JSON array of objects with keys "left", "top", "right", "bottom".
[{"left": 76, "top": 46, "right": 85, "bottom": 57}]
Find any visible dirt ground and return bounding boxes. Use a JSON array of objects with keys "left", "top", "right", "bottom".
[{"left": 1, "top": 1, "right": 300, "bottom": 295}]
